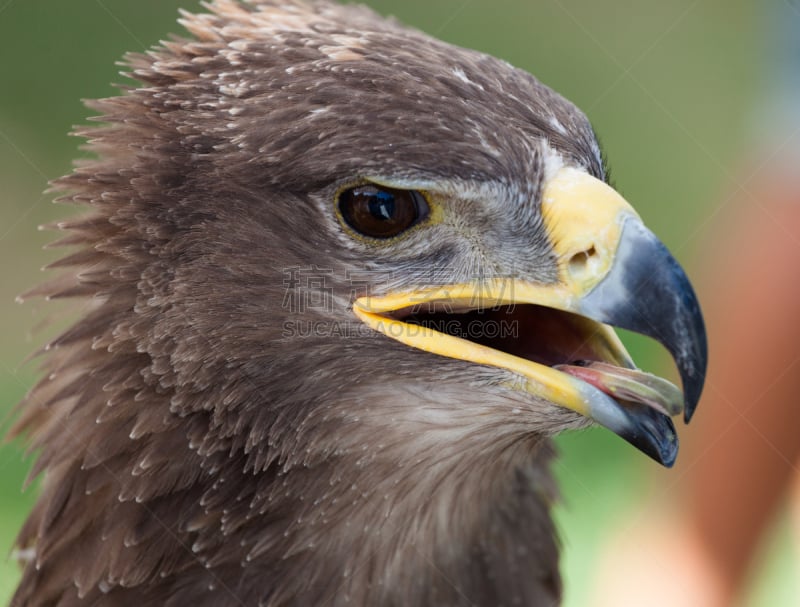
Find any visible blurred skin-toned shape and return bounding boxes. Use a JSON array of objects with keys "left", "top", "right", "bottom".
[
  {"left": 593, "top": 166, "right": 800, "bottom": 607},
  {"left": 688, "top": 161, "right": 800, "bottom": 604}
]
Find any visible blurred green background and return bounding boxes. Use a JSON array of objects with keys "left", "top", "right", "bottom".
[{"left": 0, "top": 1, "right": 795, "bottom": 605}]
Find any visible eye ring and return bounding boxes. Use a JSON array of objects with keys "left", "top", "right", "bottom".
[{"left": 338, "top": 184, "right": 429, "bottom": 239}]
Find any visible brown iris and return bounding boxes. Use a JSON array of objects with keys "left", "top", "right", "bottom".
[{"left": 339, "top": 184, "right": 428, "bottom": 239}]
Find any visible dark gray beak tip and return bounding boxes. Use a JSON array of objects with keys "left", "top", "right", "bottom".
[
  {"left": 617, "top": 402, "right": 679, "bottom": 467},
  {"left": 682, "top": 327, "right": 707, "bottom": 424},
  {"left": 582, "top": 218, "right": 708, "bottom": 431}
]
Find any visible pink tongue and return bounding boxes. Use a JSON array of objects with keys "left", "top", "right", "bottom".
[{"left": 554, "top": 361, "right": 683, "bottom": 417}]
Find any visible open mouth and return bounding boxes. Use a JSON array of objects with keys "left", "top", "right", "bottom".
[
  {"left": 352, "top": 284, "right": 692, "bottom": 467},
  {"left": 402, "top": 304, "right": 683, "bottom": 418},
  {"left": 360, "top": 300, "right": 683, "bottom": 418},
  {"left": 403, "top": 303, "right": 627, "bottom": 368}
]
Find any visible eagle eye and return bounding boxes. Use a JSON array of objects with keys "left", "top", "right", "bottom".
[{"left": 338, "top": 185, "right": 428, "bottom": 239}]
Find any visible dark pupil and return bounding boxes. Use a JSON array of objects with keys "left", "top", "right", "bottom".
[
  {"left": 340, "top": 185, "right": 425, "bottom": 239},
  {"left": 368, "top": 191, "right": 396, "bottom": 221}
]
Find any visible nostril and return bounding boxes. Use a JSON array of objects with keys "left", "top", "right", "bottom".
[{"left": 568, "top": 245, "right": 597, "bottom": 275}]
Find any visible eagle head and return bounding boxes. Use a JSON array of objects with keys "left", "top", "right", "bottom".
[{"left": 10, "top": 1, "right": 707, "bottom": 606}]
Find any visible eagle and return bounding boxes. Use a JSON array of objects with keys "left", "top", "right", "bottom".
[{"left": 9, "top": 1, "right": 707, "bottom": 605}]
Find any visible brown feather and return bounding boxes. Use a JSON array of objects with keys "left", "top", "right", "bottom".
[{"left": 7, "top": 1, "right": 612, "bottom": 605}]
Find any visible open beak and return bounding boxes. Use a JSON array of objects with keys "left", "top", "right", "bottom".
[{"left": 352, "top": 167, "right": 707, "bottom": 467}]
